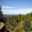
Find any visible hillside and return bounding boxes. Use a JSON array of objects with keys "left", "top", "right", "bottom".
[{"left": 4, "top": 12, "right": 32, "bottom": 32}]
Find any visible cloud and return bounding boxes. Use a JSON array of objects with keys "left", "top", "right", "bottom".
[
  {"left": 2, "top": 6, "right": 32, "bottom": 15},
  {"left": 2, "top": 6, "right": 15, "bottom": 9},
  {"left": 20, "top": 8, "right": 32, "bottom": 14}
]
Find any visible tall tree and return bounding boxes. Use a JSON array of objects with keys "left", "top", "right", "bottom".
[
  {"left": 0, "top": 6, "right": 6, "bottom": 23},
  {"left": 31, "top": 12, "right": 32, "bottom": 17}
]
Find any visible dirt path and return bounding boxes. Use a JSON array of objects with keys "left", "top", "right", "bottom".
[{"left": 13, "top": 21, "right": 23, "bottom": 32}]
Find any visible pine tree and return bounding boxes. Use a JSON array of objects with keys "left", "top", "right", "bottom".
[
  {"left": 31, "top": 12, "right": 32, "bottom": 17},
  {"left": 0, "top": 6, "right": 6, "bottom": 23}
]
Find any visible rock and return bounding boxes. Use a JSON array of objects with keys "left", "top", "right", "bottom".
[
  {"left": 0, "top": 22, "right": 4, "bottom": 29},
  {"left": 0, "top": 22, "right": 6, "bottom": 32},
  {"left": 4, "top": 29, "right": 11, "bottom": 32}
]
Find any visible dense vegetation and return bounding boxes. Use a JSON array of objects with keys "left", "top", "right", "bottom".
[
  {"left": 0, "top": 6, "right": 32, "bottom": 32},
  {"left": 5, "top": 13, "right": 32, "bottom": 32},
  {"left": 0, "top": 6, "right": 6, "bottom": 23}
]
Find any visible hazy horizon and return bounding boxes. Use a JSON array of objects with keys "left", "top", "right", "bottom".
[{"left": 0, "top": 0, "right": 32, "bottom": 15}]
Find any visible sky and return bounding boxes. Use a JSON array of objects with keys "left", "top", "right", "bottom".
[{"left": 0, "top": 0, "right": 32, "bottom": 15}]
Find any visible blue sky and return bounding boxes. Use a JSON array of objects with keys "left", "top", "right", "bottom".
[{"left": 0, "top": 0, "right": 32, "bottom": 15}]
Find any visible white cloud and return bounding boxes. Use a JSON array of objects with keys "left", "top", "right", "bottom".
[
  {"left": 2, "top": 6, "right": 15, "bottom": 9},
  {"left": 2, "top": 6, "right": 32, "bottom": 15}
]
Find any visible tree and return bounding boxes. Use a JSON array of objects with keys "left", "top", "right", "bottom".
[
  {"left": 0, "top": 6, "right": 6, "bottom": 23},
  {"left": 31, "top": 12, "right": 32, "bottom": 17},
  {"left": 18, "top": 14, "right": 21, "bottom": 22}
]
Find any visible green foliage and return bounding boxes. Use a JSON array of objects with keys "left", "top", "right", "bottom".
[
  {"left": 23, "top": 19, "right": 31, "bottom": 32},
  {"left": 0, "top": 6, "right": 6, "bottom": 23},
  {"left": 5, "top": 12, "right": 31, "bottom": 32},
  {"left": 5, "top": 20, "right": 12, "bottom": 29}
]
